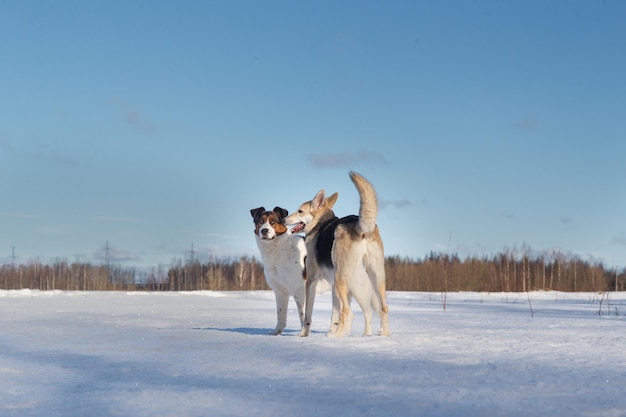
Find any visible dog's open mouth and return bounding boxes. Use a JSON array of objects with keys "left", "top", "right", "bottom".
[{"left": 291, "top": 222, "right": 305, "bottom": 234}]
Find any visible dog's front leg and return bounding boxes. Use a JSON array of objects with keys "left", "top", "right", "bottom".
[
  {"left": 300, "top": 278, "right": 317, "bottom": 337},
  {"left": 271, "top": 290, "right": 289, "bottom": 335},
  {"left": 294, "top": 284, "right": 307, "bottom": 337}
]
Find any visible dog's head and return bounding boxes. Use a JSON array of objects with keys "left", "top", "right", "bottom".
[
  {"left": 284, "top": 190, "right": 338, "bottom": 234},
  {"left": 250, "top": 206, "right": 289, "bottom": 240}
]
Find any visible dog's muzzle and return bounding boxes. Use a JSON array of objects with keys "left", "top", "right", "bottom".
[{"left": 291, "top": 222, "right": 305, "bottom": 234}]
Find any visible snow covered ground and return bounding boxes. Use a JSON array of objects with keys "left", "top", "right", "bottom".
[{"left": 1, "top": 289, "right": 624, "bottom": 417}]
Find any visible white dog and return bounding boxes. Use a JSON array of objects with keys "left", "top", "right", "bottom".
[{"left": 250, "top": 206, "right": 307, "bottom": 336}]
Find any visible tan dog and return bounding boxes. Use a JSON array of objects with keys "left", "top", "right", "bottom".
[
  {"left": 284, "top": 171, "right": 389, "bottom": 337},
  {"left": 250, "top": 206, "right": 307, "bottom": 336}
]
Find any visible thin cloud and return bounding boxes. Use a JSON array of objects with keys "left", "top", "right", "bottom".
[
  {"left": 108, "top": 98, "right": 157, "bottom": 134},
  {"left": 612, "top": 233, "right": 626, "bottom": 246},
  {"left": 177, "top": 229, "right": 241, "bottom": 239},
  {"left": 49, "top": 151, "right": 79, "bottom": 166},
  {"left": 94, "top": 244, "right": 140, "bottom": 263},
  {"left": 514, "top": 116, "right": 540, "bottom": 133},
  {"left": 0, "top": 211, "right": 41, "bottom": 219},
  {"left": 308, "top": 149, "right": 390, "bottom": 169},
  {"left": 0, "top": 136, "right": 16, "bottom": 152},
  {"left": 93, "top": 215, "right": 147, "bottom": 223},
  {"left": 1, "top": 137, "right": 79, "bottom": 167},
  {"left": 203, "top": 232, "right": 241, "bottom": 239},
  {"left": 560, "top": 217, "right": 574, "bottom": 224},
  {"left": 379, "top": 198, "right": 413, "bottom": 209},
  {"left": 331, "top": 31, "right": 359, "bottom": 54},
  {"left": 454, "top": 242, "right": 498, "bottom": 258},
  {"left": 502, "top": 212, "right": 515, "bottom": 221},
  {"left": 35, "top": 225, "right": 69, "bottom": 235},
  {"left": 156, "top": 242, "right": 233, "bottom": 261},
  {"left": 181, "top": 243, "right": 230, "bottom": 262}
]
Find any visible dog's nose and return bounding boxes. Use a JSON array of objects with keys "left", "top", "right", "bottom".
[{"left": 261, "top": 228, "right": 269, "bottom": 236}]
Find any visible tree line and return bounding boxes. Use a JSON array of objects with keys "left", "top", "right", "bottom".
[
  {"left": 0, "top": 256, "right": 268, "bottom": 292},
  {"left": 386, "top": 250, "right": 623, "bottom": 293},
  {"left": 0, "top": 250, "right": 623, "bottom": 293}
]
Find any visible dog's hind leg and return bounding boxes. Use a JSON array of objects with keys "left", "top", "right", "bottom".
[
  {"left": 327, "top": 289, "right": 346, "bottom": 337},
  {"left": 271, "top": 289, "right": 289, "bottom": 335},
  {"left": 372, "top": 274, "right": 390, "bottom": 336},
  {"left": 327, "top": 281, "right": 342, "bottom": 336},
  {"left": 354, "top": 292, "right": 373, "bottom": 336},
  {"left": 328, "top": 269, "right": 353, "bottom": 338},
  {"left": 362, "top": 307, "right": 373, "bottom": 336},
  {"left": 367, "top": 240, "right": 390, "bottom": 336}
]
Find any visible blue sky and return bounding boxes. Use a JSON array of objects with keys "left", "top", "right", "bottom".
[{"left": 1, "top": 1, "right": 625, "bottom": 270}]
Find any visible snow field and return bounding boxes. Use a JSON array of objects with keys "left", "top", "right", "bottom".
[{"left": 1, "top": 290, "right": 624, "bottom": 417}]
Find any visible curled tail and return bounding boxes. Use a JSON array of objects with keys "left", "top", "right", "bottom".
[{"left": 349, "top": 171, "right": 378, "bottom": 235}]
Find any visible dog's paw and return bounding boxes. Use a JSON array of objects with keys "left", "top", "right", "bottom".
[
  {"left": 326, "top": 328, "right": 348, "bottom": 338},
  {"left": 377, "top": 327, "right": 390, "bottom": 337}
]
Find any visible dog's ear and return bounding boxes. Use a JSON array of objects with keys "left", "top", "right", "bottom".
[
  {"left": 273, "top": 206, "right": 288, "bottom": 219},
  {"left": 312, "top": 190, "right": 326, "bottom": 210},
  {"left": 250, "top": 207, "right": 265, "bottom": 221},
  {"left": 326, "top": 192, "right": 338, "bottom": 209}
]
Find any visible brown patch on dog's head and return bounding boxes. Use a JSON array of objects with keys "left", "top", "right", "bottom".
[{"left": 250, "top": 206, "right": 289, "bottom": 239}]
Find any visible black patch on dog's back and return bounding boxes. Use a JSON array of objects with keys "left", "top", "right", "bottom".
[{"left": 315, "top": 215, "right": 359, "bottom": 268}]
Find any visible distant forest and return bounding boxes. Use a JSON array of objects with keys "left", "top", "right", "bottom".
[{"left": 1, "top": 248, "right": 624, "bottom": 293}]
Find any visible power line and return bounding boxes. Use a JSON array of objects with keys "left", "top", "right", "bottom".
[
  {"left": 105, "top": 241, "right": 110, "bottom": 267},
  {"left": 105, "top": 241, "right": 112, "bottom": 283},
  {"left": 186, "top": 242, "right": 195, "bottom": 264}
]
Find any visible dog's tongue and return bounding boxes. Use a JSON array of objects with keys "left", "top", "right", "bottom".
[{"left": 291, "top": 222, "right": 305, "bottom": 234}]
